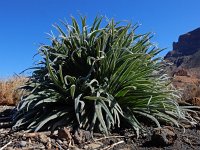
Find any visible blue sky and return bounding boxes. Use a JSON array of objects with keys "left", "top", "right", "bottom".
[{"left": 0, "top": 0, "right": 200, "bottom": 78}]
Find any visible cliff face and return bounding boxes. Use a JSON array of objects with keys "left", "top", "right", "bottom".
[
  {"left": 164, "top": 28, "right": 200, "bottom": 105},
  {"left": 166, "top": 28, "right": 200, "bottom": 58},
  {"left": 165, "top": 27, "right": 200, "bottom": 77}
]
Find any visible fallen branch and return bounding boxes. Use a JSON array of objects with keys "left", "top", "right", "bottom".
[{"left": 0, "top": 141, "right": 12, "bottom": 150}]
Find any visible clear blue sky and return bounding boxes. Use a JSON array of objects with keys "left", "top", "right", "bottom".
[{"left": 0, "top": 0, "right": 200, "bottom": 78}]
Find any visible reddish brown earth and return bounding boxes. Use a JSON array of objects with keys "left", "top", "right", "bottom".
[{"left": 171, "top": 69, "right": 200, "bottom": 105}]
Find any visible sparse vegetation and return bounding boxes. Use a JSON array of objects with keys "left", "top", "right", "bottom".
[
  {"left": 0, "top": 76, "right": 27, "bottom": 105},
  {"left": 12, "top": 16, "right": 199, "bottom": 136}
]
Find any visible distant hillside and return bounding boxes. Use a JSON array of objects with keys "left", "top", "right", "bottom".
[{"left": 164, "top": 28, "right": 200, "bottom": 105}]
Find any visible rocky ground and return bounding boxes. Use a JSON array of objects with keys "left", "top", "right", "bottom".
[
  {"left": 172, "top": 71, "right": 200, "bottom": 105},
  {"left": 1, "top": 106, "right": 200, "bottom": 150}
]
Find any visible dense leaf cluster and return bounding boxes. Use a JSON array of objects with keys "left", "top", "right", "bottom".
[{"left": 12, "top": 16, "right": 197, "bottom": 136}]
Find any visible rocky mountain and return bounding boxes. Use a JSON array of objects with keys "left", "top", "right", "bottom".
[
  {"left": 164, "top": 28, "right": 200, "bottom": 105},
  {"left": 166, "top": 28, "right": 200, "bottom": 58},
  {"left": 165, "top": 28, "right": 200, "bottom": 76}
]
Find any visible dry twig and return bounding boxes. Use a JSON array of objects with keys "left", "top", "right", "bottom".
[
  {"left": 102, "top": 140, "right": 125, "bottom": 150},
  {"left": 0, "top": 141, "right": 12, "bottom": 150},
  {"left": 94, "top": 134, "right": 135, "bottom": 142}
]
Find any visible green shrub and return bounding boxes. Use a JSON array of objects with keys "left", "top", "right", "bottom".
[{"left": 12, "top": 16, "right": 198, "bottom": 136}]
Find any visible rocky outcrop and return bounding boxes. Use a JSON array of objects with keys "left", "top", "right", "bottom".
[
  {"left": 165, "top": 28, "right": 200, "bottom": 105},
  {"left": 165, "top": 28, "right": 200, "bottom": 70},
  {"left": 165, "top": 28, "right": 200, "bottom": 58}
]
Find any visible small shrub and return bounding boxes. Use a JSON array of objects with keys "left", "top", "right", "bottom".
[
  {"left": 12, "top": 16, "right": 198, "bottom": 136},
  {"left": 0, "top": 76, "right": 27, "bottom": 105}
]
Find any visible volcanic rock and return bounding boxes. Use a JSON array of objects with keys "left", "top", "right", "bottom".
[
  {"left": 152, "top": 126, "right": 177, "bottom": 146},
  {"left": 165, "top": 27, "right": 200, "bottom": 60},
  {"left": 165, "top": 28, "right": 200, "bottom": 72}
]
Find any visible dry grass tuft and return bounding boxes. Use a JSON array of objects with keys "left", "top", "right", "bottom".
[{"left": 0, "top": 76, "right": 27, "bottom": 106}]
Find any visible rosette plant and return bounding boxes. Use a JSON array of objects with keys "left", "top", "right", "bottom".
[{"left": 12, "top": 16, "right": 198, "bottom": 136}]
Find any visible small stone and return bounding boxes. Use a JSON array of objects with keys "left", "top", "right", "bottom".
[
  {"left": 38, "top": 143, "right": 45, "bottom": 149},
  {"left": 62, "top": 145, "right": 68, "bottom": 150},
  {"left": 3, "top": 140, "right": 7, "bottom": 144},
  {"left": 87, "top": 142, "right": 103, "bottom": 149},
  {"left": 25, "top": 132, "right": 38, "bottom": 138},
  {"left": 19, "top": 140, "right": 27, "bottom": 147},
  {"left": 28, "top": 138, "right": 32, "bottom": 144},
  {"left": 152, "top": 126, "right": 177, "bottom": 146},
  {"left": 22, "top": 136, "right": 26, "bottom": 141},
  {"left": 39, "top": 133, "right": 48, "bottom": 144},
  {"left": 83, "top": 145, "right": 89, "bottom": 149},
  {"left": 51, "top": 138, "right": 55, "bottom": 143},
  {"left": 63, "top": 140, "right": 68, "bottom": 145},
  {"left": 46, "top": 141, "right": 52, "bottom": 149},
  {"left": 52, "top": 130, "right": 58, "bottom": 135},
  {"left": 74, "top": 129, "right": 83, "bottom": 144},
  {"left": 26, "top": 146, "right": 34, "bottom": 149},
  {"left": 5, "top": 147, "right": 13, "bottom": 150},
  {"left": 56, "top": 139, "right": 63, "bottom": 145},
  {"left": 58, "top": 127, "right": 72, "bottom": 141}
]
